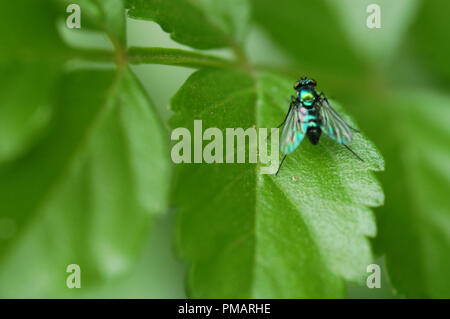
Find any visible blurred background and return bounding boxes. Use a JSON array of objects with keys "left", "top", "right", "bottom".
[{"left": 0, "top": 0, "right": 448, "bottom": 298}]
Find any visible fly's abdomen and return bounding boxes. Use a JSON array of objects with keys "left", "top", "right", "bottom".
[
  {"left": 303, "top": 108, "right": 322, "bottom": 145},
  {"left": 300, "top": 107, "right": 320, "bottom": 129}
]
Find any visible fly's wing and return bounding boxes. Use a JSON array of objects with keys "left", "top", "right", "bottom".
[
  {"left": 280, "top": 106, "right": 306, "bottom": 154},
  {"left": 318, "top": 97, "right": 353, "bottom": 145}
]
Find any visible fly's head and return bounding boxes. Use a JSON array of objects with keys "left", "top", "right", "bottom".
[{"left": 294, "top": 77, "right": 317, "bottom": 91}]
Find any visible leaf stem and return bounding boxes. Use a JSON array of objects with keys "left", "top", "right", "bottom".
[
  {"left": 127, "top": 47, "right": 236, "bottom": 69},
  {"left": 230, "top": 41, "right": 252, "bottom": 72}
]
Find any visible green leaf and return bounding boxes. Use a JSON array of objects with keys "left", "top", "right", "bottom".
[
  {"left": 0, "top": 1, "right": 68, "bottom": 162},
  {"left": 65, "top": 216, "right": 186, "bottom": 298},
  {"left": 372, "top": 90, "right": 450, "bottom": 298},
  {"left": 251, "top": 0, "right": 363, "bottom": 76},
  {"left": 327, "top": 0, "right": 419, "bottom": 65},
  {"left": 0, "top": 0, "right": 121, "bottom": 162},
  {"left": 56, "top": 0, "right": 126, "bottom": 46},
  {"left": 0, "top": 69, "right": 170, "bottom": 296},
  {"left": 407, "top": 0, "right": 450, "bottom": 83},
  {"left": 127, "top": 0, "right": 250, "bottom": 49},
  {"left": 170, "top": 68, "right": 384, "bottom": 298}
]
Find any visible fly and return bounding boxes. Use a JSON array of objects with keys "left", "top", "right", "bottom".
[{"left": 274, "top": 77, "right": 363, "bottom": 176}]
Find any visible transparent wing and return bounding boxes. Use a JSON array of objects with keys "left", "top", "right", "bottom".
[
  {"left": 318, "top": 97, "right": 354, "bottom": 145},
  {"left": 280, "top": 105, "right": 306, "bottom": 154}
]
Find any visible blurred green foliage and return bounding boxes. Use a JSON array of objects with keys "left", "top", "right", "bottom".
[
  {"left": 0, "top": 0, "right": 449, "bottom": 298},
  {"left": 0, "top": 0, "right": 170, "bottom": 297}
]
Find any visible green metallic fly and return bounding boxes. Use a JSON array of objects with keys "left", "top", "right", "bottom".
[{"left": 274, "top": 77, "right": 363, "bottom": 175}]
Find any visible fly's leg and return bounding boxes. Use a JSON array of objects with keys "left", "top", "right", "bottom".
[
  {"left": 343, "top": 144, "right": 364, "bottom": 162},
  {"left": 275, "top": 154, "right": 288, "bottom": 176},
  {"left": 318, "top": 92, "right": 336, "bottom": 104}
]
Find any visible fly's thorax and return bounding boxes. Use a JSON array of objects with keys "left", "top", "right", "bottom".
[{"left": 298, "top": 87, "right": 317, "bottom": 108}]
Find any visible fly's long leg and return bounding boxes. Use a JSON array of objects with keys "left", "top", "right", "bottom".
[
  {"left": 275, "top": 154, "right": 287, "bottom": 176},
  {"left": 266, "top": 128, "right": 278, "bottom": 144},
  {"left": 318, "top": 92, "right": 330, "bottom": 105},
  {"left": 343, "top": 144, "right": 364, "bottom": 162}
]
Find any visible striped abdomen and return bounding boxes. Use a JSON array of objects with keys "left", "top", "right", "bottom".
[{"left": 301, "top": 106, "right": 322, "bottom": 145}]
